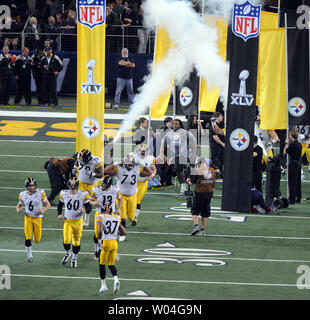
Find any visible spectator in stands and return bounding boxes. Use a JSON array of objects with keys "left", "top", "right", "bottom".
[
  {"left": 60, "top": 9, "right": 77, "bottom": 51},
  {"left": 113, "top": 0, "right": 126, "bottom": 21},
  {"left": 41, "top": 46, "right": 63, "bottom": 107},
  {"left": 209, "top": 112, "right": 225, "bottom": 173},
  {"left": 25, "top": 16, "right": 42, "bottom": 50},
  {"left": 136, "top": 7, "right": 149, "bottom": 53},
  {"left": 9, "top": 0, "right": 29, "bottom": 22},
  {"left": 284, "top": 129, "right": 302, "bottom": 204},
  {"left": 44, "top": 16, "right": 61, "bottom": 51},
  {"left": 114, "top": 47, "right": 135, "bottom": 109},
  {"left": 0, "top": 45, "right": 15, "bottom": 106},
  {"left": 106, "top": 4, "right": 120, "bottom": 53},
  {"left": 3, "top": 15, "right": 24, "bottom": 50},
  {"left": 252, "top": 135, "right": 263, "bottom": 192},
  {"left": 14, "top": 47, "right": 33, "bottom": 106},
  {"left": 120, "top": 4, "right": 137, "bottom": 52},
  {"left": 31, "top": 48, "right": 44, "bottom": 105}
]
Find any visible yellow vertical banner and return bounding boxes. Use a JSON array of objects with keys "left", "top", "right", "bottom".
[
  {"left": 151, "top": 27, "right": 175, "bottom": 119},
  {"left": 76, "top": 0, "right": 106, "bottom": 160},
  {"left": 199, "top": 15, "right": 228, "bottom": 112},
  {"left": 257, "top": 12, "right": 287, "bottom": 130}
]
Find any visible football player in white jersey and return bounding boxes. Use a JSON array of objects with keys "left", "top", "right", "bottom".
[
  {"left": 133, "top": 144, "right": 156, "bottom": 226},
  {"left": 295, "top": 125, "right": 310, "bottom": 173},
  {"left": 16, "top": 177, "right": 50, "bottom": 262},
  {"left": 57, "top": 177, "right": 92, "bottom": 268},
  {"left": 75, "top": 149, "right": 103, "bottom": 227},
  {"left": 104, "top": 152, "right": 152, "bottom": 241},
  {"left": 90, "top": 175, "right": 121, "bottom": 260},
  {"left": 96, "top": 206, "right": 126, "bottom": 294}
]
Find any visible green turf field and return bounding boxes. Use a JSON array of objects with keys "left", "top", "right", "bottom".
[{"left": 0, "top": 108, "right": 310, "bottom": 300}]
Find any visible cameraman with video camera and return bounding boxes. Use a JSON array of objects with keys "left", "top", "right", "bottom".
[{"left": 186, "top": 157, "right": 216, "bottom": 236}]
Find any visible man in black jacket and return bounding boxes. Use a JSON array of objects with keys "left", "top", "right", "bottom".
[
  {"left": 0, "top": 45, "right": 15, "bottom": 105},
  {"left": 14, "top": 47, "right": 33, "bottom": 106},
  {"left": 41, "top": 46, "right": 63, "bottom": 107},
  {"left": 284, "top": 129, "right": 302, "bottom": 204},
  {"left": 31, "top": 49, "right": 44, "bottom": 105}
]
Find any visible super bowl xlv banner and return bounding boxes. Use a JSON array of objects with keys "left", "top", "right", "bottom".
[
  {"left": 287, "top": 28, "right": 310, "bottom": 126},
  {"left": 221, "top": 0, "right": 261, "bottom": 213},
  {"left": 175, "top": 70, "right": 199, "bottom": 115},
  {"left": 76, "top": 0, "right": 106, "bottom": 161}
]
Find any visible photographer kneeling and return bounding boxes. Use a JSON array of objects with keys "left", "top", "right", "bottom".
[{"left": 186, "top": 157, "right": 216, "bottom": 236}]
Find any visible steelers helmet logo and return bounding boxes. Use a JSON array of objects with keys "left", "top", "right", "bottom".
[
  {"left": 288, "top": 97, "right": 306, "bottom": 117},
  {"left": 82, "top": 117, "right": 101, "bottom": 139},
  {"left": 179, "top": 87, "right": 193, "bottom": 107},
  {"left": 173, "top": 135, "right": 180, "bottom": 142},
  {"left": 229, "top": 128, "right": 250, "bottom": 152}
]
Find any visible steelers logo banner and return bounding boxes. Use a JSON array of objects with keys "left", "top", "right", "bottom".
[
  {"left": 175, "top": 70, "right": 199, "bottom": 116},
  {"left": 229, "top": 128, "right": 250, "bottom": 152},
  {"left": 288, "top": 97, "right": 306, "bottom": 118},
  {"left": 287, "top": 28, "right": 310, "bottom": 126}
]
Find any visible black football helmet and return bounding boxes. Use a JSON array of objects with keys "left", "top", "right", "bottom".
[
  {"left": 25, "top": 177, "right": 37, "bottom": 194},
  {"left": 25, "top": 177, "right": 37, "bottom": 188},
  {"left": 101, "top": 175, "right": 112, "bottom": 190},
  {"left": 79, "top": 149, "right": 92, "bottom": 165},
  {"left": 68, "top": 176, "right": 79, "bottom": 190}
]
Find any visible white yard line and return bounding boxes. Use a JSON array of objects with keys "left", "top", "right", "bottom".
[
  {"left": 0, "top": 224, "right": 309, "bottom": 240},
  {"left": 0, "top": 248, "right": 309, "bottom": 264},
  {"left": 2, "top": 272, "right": 303, "bottom": 288}
]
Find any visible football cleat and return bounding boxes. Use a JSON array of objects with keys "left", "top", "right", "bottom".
[
  {"left": 71, "top": 259, "right": 78, "bottom": 268},
  {"left": 113, "top": 278, "right": 120, "bottom": 294},
  {"left": 26, "top": 257, "right": 33, "bottom": 263},
  {"left": 83, "top": 213, "right": 90, "bottom": 226},
  {"left": 61, "top": 252, "right": 71, "bottom": 265},
  {"left": 99, "top": 284, "right": 108, "bottom": 292}
]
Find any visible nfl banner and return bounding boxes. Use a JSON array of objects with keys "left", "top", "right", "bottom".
[
  {"left": 221, "top": 0, "right": 261, "bottom": 213},
  {"left": 175, "top": 70, "right": 199, "bottom": 115},
  {"left": 287, "top": 28, "right": 310, "bottom": 126},
  {"left": 76, "top": 0, "right": 106, "bottom": 161}
]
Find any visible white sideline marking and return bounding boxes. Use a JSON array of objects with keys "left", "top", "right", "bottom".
[
  {"left": 4, "top": 272, "right": 305, "bottom": 288},
  {"left": 0, "top": 225, "right": 309, "bottom": 240},
  {"left": 1, "top": 248, "right": 309, "bottom": 264}
]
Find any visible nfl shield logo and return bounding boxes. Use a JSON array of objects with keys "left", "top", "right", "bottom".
[
  {"left": 77, "top": 0, "right": 106, "bottom": 29},
  {"left": 232, "top": 0, "right": 261, "bottom": 41}
]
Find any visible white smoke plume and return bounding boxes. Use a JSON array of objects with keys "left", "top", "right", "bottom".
[{"left": 112, "top": 0, "right": 263, "bottom": 144}]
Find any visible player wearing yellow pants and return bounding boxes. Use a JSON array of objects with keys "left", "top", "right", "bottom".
[
  {"left": 57, "top": 177, "right": 91, "bottom": 268},
  {"left": 16, "top": 177, "right": 50, "bottom": 263},
  {"left": 96, "top": 211, "right": 126, "bottom": 294},
  {"left": 75, "top": 149, "right": 103, "bottom": 227},
  {"left": 134, "top": 144, "right": 156, "bottom": 226},
  {"left": 104, "top": 153, "right": 152, "bottom": 242},
  {"left": 90, "top": 175, "right": 121, "bottom": 260}
]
